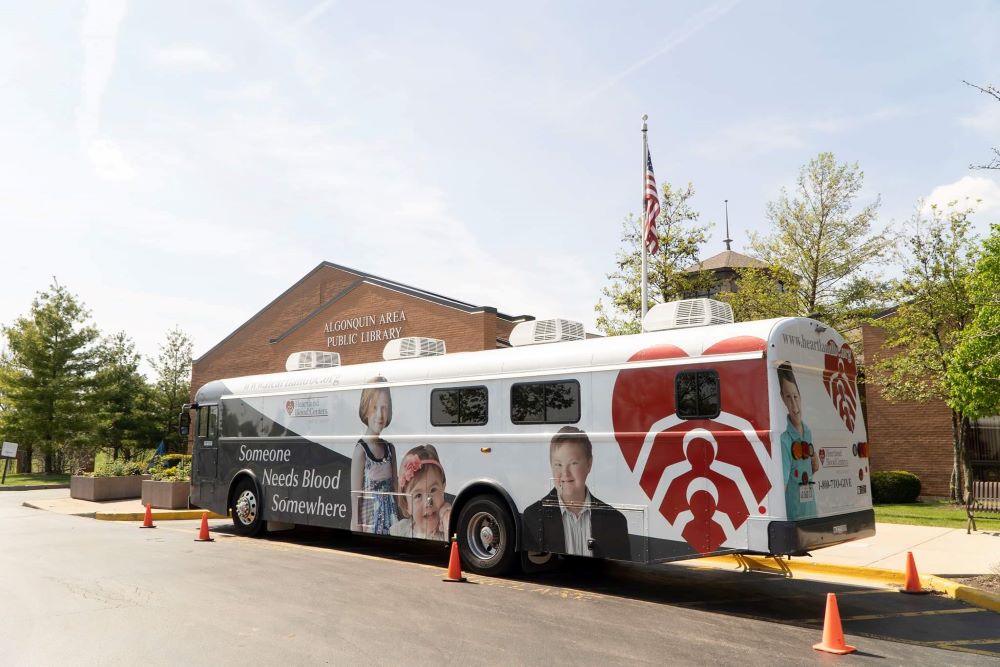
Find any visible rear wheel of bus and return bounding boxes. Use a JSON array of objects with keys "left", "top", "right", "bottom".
[
  {"left": 231, "top": 477, "right": 265, "bottom": 537},
  {"left": 457, "top": 495, "right": 516, "bottom": 576}
]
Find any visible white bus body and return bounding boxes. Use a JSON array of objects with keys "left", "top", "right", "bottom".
[{"left": 188, "top": 315, "right": 874, "bottom": 575}]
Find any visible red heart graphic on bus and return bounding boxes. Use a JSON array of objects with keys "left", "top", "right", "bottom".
[
  {"left": 611, "top": 338, "right": 772, "bottom": 555},
  {"left": 819, "top": 449, "right": 826, "bottom": 466},
  {"left": 285, "top": 400, "right": 295, "bottom": 415},
  {"left": 823, "top": 341, "right": 858, "bottom": 434}
]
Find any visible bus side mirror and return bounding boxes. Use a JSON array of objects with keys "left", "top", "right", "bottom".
[{"left": 178, "top": 412, "right": 191, "bottom": 436}]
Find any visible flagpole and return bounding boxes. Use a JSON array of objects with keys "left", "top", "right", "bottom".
[{"left": 641, "top": 114, "right": 649, "bottom": 331}]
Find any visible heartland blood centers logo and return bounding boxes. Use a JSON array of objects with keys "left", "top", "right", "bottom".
[
  {"left": 611, "top": 338, "right": 772, "bottom": 555},
  {"left": 822, "top": 341, "right": 858, "bottom": 434},
  {"left": 286, "top": 400, "right": 295, "bottom": 415}
]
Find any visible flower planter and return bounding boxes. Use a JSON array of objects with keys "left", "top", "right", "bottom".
[
  {"left": 141, "top": 480, "right": 191, "bottom": 509},
  {"left": 70, "top": 475, "right": 148, "bottom": 501}
]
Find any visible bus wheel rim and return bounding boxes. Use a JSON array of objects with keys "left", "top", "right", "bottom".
[
  {"left": 466, "top": 511, "right": 502, "bottom": 562},
  {"left": 236, "top": 490, "right": 257, "bottom": 525}
]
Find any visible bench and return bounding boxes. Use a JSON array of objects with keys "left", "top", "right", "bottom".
[{"left": 967, "top": 480, "right": 1000, "bottom": 533}]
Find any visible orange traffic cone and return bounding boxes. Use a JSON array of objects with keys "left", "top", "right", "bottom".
[
  {"left": 813, "top": 593, "right": 856, "bottom": 654},
  {"left": 194, "top": 512, "right": 214, "bottom": 542},
  {"left": 901, "top": 551, "right": 929, "bottom": 594},
  {"left": 442, "top": 534, "right": 466, "bottom": 583},
  {"left": 139, "top": 503, "right": 156, "bottom": 529}
]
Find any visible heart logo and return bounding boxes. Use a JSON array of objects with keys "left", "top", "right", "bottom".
[
  {"left": 611, "top": 338, "right": 772, "bottom": 555},
  {"left": 822, "top": 341, "right": 859, "bottom": 434},
  {"left": 819, "top": 448, "right": 826, "bottom": 466},
  {"left": 285, "top": 400, "right": 295, "bottom": 415}
]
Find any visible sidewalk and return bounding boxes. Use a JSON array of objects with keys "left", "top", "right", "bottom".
[
  {"left": 20, "top": 490, "right": 226, "bottom": 521},
  {"left": 798, "top": 522, "right": 999, "bottom": 577}
]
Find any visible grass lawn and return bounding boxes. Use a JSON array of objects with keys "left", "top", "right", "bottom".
[
  {"left": 0, "top": 472, "right": 71, "bottom": 487},
  {"left": 875, "top": 498, "right": 1000, "bottom": 530}
]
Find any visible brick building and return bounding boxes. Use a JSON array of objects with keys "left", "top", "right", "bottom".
[
  {"left": 191, "top": 262, "right": 532, "bottom": 396},
  {"left": 861, "top": 320, "right": 956, "bottom": 497},
  {"left": 862, "top": 314, "right": 1000, "bottom": 498}
]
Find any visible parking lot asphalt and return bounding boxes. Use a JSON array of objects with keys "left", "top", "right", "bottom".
[
  {"left": 11, "top": 487, "right": 1000, "bottom": 661},
  {"left": 251, "top": 524, "right": 1000, "bottom": 660}
]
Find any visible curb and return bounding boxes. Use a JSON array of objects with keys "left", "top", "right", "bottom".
[
  {"left": 0, "top": 484, "right": 71, "bottom": 491},
  {"left": 702, "top": 554, "right": 1000, "bottom": 614},
  {"left": 95, "top": 510, "right": 228, "bottom": 522}
]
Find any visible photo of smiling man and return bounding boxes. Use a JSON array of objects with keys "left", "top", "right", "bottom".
[{"left": 523, "top": 426, "right": 630, "bottom": 560}]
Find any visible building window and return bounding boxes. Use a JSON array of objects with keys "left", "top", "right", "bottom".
[
  {"left": 431, "top": 386, "right": 488, "bottom": 426},
  {"left": 675, "top": 370, "right": 720, "bottom": 419},
  {"left": 511, "top": 380, "right": 581, "bottom": 424}
]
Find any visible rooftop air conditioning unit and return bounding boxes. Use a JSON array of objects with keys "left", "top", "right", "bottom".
[
  {"left": 509, "top": 319, "right": 585, "bottom": 346},
  {"left": 285, "top": 350, "right": 341, "bottom": 372},
  {"left": 383, "top": 337, "right": 446, "bottom": 360},
  {"left": 643, "top": 298, "right": 734, "bottom": 331}
]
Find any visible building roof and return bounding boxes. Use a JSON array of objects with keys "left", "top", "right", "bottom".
[
  {"left": 684, "top": 250, "right": 768, "bottom": 273},
  {"left": 195, "top": 261, "right": 533, "bottom": 363}
]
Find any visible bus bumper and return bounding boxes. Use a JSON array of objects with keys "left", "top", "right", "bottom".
[{"left": 767, "top": 509, "right": 875, "bottom": 556}]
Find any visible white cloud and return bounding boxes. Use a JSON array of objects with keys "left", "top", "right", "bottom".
[
  {"left": 696, "top": 107, "right": 905, "bottom": 160},
  {"left": 577, "top": 0, "right": 742, "bottom": 106},
  {"left": 695, "top": 118, "right": 804, "bottom": 159},
  {"left": 88, "top": 138, "right": 135, "bottom": 181},
  {"left": 152, "top": 45, "right": 233, "bottom": 72},
  {"left": 959, "top": 102, "right": 1000, "bottom": 136},
  {"left": 289, "top": 0, "right": 338, "bottom": 33},
  {"left": 923, "top": 175, "right": 1000, "bottom": 215},
  {"left": 77, "top": 0, "right": 128, "bottom": 145}
]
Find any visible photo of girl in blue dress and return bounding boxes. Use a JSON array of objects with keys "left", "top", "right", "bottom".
[{"left": 350, "top": 376, "right": 400, "bottom": 534}]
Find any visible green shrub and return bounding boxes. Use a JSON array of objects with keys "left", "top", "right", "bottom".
[
  {"left": 872, "top": 470, "right": 922, "bottom": 503},
  {"left": 90, "top": 459, "right": 146, "bottom": 477},
  {"left": 149, "top": 454, "right": 192, "bottom": 482}
]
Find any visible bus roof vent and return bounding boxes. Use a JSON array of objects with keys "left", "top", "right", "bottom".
[
  {"left": 383, "top": 337, "right": 446, "bottom": 360},
  {"left": 643, "top": 298, "right": 734, "bottom": 331},
  {"left": 285, "top": 350, "right": 341, "bottom": 372},
  {"left": 509, "top": 318, "right": 585, "bottom": 346}
]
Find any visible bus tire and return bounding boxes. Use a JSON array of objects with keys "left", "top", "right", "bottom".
[
  {"left": 457, "top": 495, "right": 516, "bottom": 576},
  {"left": 231, "top": 477, "right": 265, "bottom": 537}
]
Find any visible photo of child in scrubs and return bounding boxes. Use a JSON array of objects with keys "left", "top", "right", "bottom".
[{"left": 778, "top": 362, "right": 820, "bottom": 520}]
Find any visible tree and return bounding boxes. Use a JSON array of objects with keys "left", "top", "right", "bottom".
[
  {"left": 714, "top": 265, "right": 801, "bottom": 322},
  {"left": 963, "top": 80, "right": 1000, "bottom": 170},
  {"left": 869, "top": 202, "right": 980, "bottom": 501},
  {"left": 91, "top": 332, "right": 158, "bottom": 463},
  {"left": 0, "top": 281, "right": 100, "bottom": 473},
  {"left": 949, "top": 222, "right": 1000, "bottom": 418},
  {"left": 150, "top": 327, "right": 193, "bottom": 452},
  {"left": 750, "top": 152, "right": 891, "bottom": 328},
  {"left": 596, "top": 181, "right": 716, "bottom": 335}
]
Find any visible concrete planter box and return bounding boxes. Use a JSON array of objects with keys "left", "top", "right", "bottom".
[
  {"left": 141, "top": 480, "right": 191, "bottom": 509},
  {"left": 70, "top": 475, "right": 148, "bottom": 501}
]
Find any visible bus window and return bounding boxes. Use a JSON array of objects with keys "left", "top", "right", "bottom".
[
  {"left": 198, "top": 406, "right": 210, "bottom": 438},
  {"left": 431, "top": 386, "right": 488, "bottom": 426},
  {"left": 511, "top": 380, "right": 580, "bottom": 424},
  {"left": 208, "top": 405, "right": 218, "bottom": 439},
  {"left": 675, "top": 370, "right": 720, "bottom": 419}
]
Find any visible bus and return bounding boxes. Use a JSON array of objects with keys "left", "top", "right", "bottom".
[{"left": 183, "top": 299, "right": 874, "bottom": 576}]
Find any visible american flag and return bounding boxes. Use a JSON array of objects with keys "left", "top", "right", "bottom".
[{"left": 644, "top": 151, "right": 660, "bottom": 255}]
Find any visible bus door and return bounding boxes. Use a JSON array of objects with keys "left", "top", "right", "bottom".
[{"left": 194, "top": 404, "right": 219, "bottom": 491}]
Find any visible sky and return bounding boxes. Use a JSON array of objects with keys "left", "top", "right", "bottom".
[{"left": 1, "top": 1, "right": 998, "bottom": 374}]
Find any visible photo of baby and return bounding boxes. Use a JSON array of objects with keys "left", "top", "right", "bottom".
[
  {"left": 351, "top": 376, "right": 400, "bottom": 534},
  {"left": 778, "top": 362, "right": 820, "bottom": 520},
  {"left": 389, "top": 444, "right": 452, "bottom": 541},
  {"left": 523, "top": 426, "right": 630, "bottom": 560}
]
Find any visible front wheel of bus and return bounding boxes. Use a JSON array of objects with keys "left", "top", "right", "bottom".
[
  {"left": 457, "top": 495, "right": 516, "bottom": 576},
  {"left": 231, "top": 478, "right": 265, "bottom": 537}
]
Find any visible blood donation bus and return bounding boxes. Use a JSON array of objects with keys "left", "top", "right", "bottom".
[{"left": 184, "top": 299, "right": 874, "bottom": 576}]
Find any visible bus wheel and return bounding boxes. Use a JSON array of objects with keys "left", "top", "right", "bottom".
[
  {"left": 457, "top": 495, "right": 516, "bottom": 576},
  {"left": 231, "top": 478, "right": 265, "bottom": 537}
]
